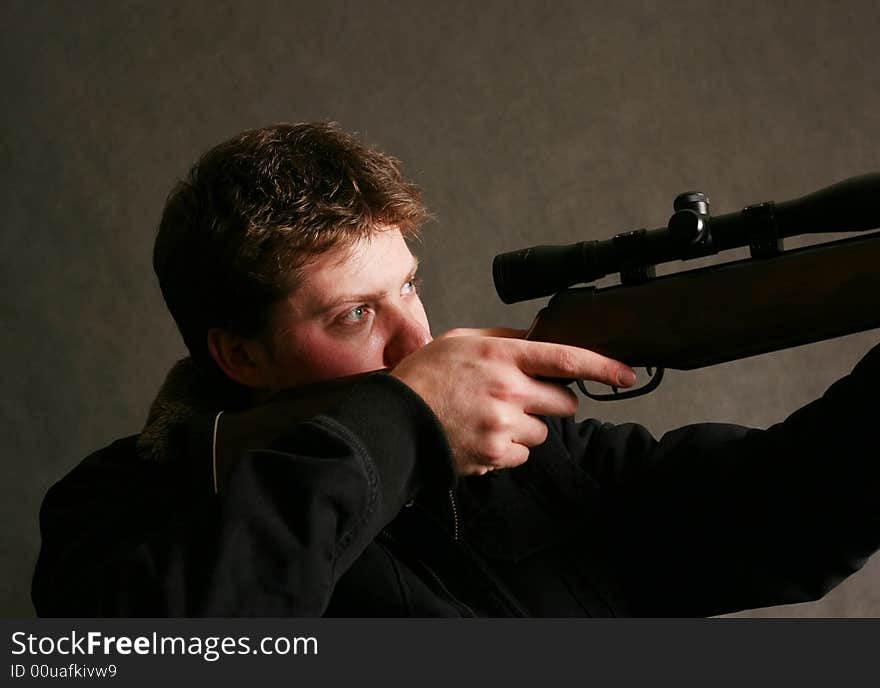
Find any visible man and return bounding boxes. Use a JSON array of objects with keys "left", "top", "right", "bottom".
[{"left": 33, "top": 122, "right": 880, "bottom": 616}]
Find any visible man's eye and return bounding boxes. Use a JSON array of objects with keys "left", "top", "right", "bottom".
[
  {"left": 342, "top": 305, "right": 370, "bottom": 323},
  {"left": 403, "top": 277, "right": 422, "bottom": 294}
]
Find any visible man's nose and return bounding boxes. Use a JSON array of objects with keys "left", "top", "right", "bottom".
[{"left": 384, "top": 314, "right": 432, "bottom": 368}]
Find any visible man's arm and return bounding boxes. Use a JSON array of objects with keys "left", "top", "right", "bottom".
[
  {"left": 554, "top": 342, "right": 880, "bottom": 616},
  {"left": 33, "top": 375, "right": 454, "bottom": 617}
]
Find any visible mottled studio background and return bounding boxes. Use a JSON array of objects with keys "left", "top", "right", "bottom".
[{"left": 3, "top": 0, "right": 879, "bottom": 616}]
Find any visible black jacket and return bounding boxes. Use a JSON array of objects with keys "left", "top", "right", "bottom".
[{"left": 33, "top": 344, "right": 880, "bottom": 617}]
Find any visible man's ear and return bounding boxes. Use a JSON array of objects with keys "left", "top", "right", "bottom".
[{"left": 206, "top": 328, "right": 273, "bottom": 389}]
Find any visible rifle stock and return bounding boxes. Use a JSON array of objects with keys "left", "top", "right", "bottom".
[{"left": 526, "top": 230, "right": 880, "bottom": 369}]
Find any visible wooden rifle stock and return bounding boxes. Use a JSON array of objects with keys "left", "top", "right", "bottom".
[{"left": 526, "top": 230, "right": 880, "bottom": 369}]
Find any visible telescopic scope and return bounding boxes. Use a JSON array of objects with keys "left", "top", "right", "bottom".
[{"left": 493, "top": 173, "right": 880, "bottom": 304}]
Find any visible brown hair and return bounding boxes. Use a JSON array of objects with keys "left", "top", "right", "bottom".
[{"left": 153, "top": 122, "right": 428, "bottom": 370}]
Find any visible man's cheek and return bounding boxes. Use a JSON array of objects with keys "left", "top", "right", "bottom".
[{"left": 313, "top": 344, "right": 383, "bottom": 378}]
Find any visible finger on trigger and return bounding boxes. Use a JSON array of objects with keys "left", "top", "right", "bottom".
[{"left": 515, "top": 340, "right": 636, "bottom": 387}]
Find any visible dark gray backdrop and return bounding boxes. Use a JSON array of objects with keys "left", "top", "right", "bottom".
[{"left": 3, "top": 0, "right": 878, "bottom": 617}]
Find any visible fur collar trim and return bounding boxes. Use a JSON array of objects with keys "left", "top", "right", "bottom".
[{"left": 137, "top": 358, "right": 248, "bottom": 463}]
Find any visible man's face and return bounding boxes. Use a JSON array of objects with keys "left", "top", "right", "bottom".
[{"left": 260, "top": 227, "right": 432, "bottom": 389}]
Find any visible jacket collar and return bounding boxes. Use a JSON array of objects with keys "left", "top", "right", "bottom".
[{"left": 136, "top": 358, "right": 250, "bottom": 463}]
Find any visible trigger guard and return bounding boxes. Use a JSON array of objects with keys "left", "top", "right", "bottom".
[{"left": 577, "top": 366, "right": 665, "bottom": 401}]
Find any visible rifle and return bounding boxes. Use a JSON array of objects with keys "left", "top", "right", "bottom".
[
  {"left": 211, "top": 173, "right": 880, "bottom": 490},
  {"left": 493, "top": 173, "right": 880, "bottom": 399}
]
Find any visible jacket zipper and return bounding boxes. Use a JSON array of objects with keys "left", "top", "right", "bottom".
[
  {"left": 448, "top": 489, "right": 459, "bottom": 541},
  {"left": 390, "top": 493, "right": 528, "bottom": 617}
]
